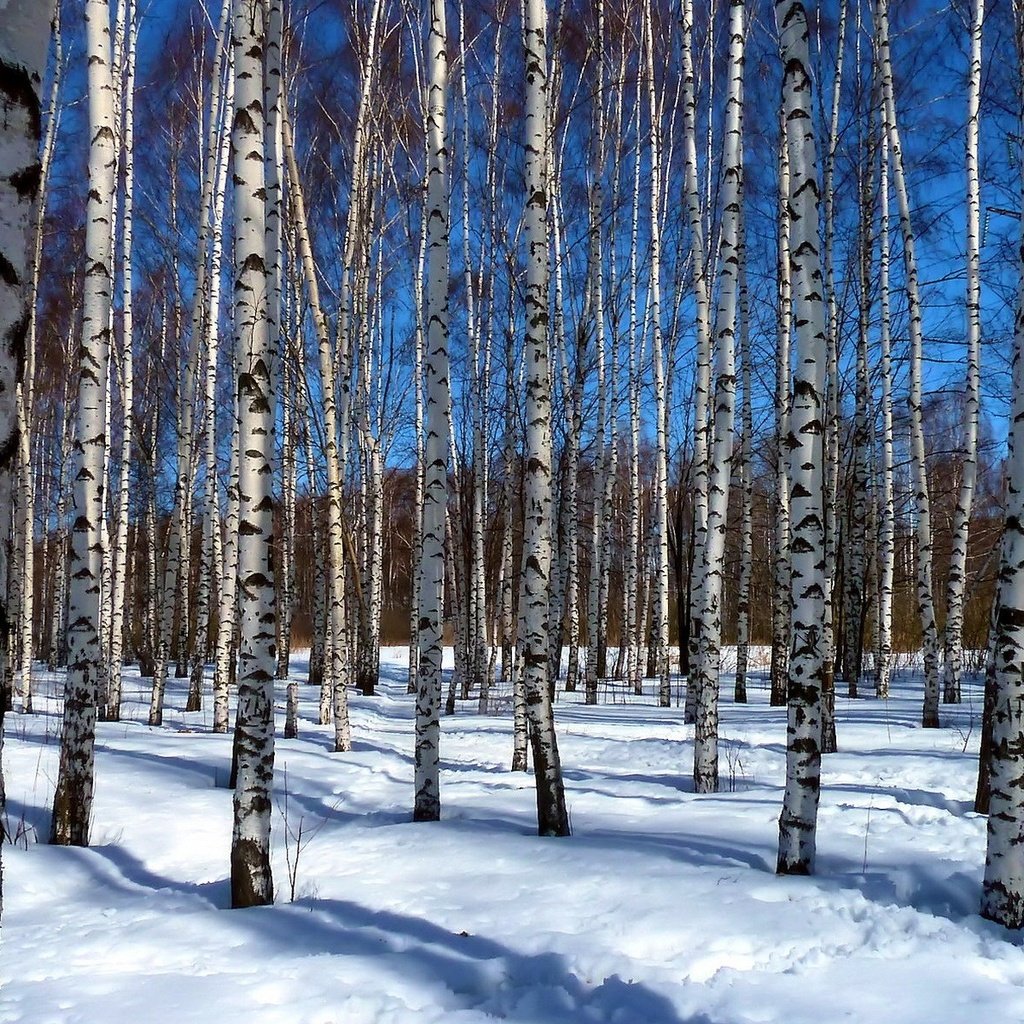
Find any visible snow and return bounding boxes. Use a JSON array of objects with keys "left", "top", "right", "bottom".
[{"left": 3, "top": 649, "right": 1024, "bottom": 1024}]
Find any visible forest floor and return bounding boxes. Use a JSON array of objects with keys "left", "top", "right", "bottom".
[{"left": 2, "top": 649, "right": 1023, "bottom": 1023}]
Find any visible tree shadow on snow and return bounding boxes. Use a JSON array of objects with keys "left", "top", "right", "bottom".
[{"left": 246, "top": 897, "right": 710, "bottom": 1024}]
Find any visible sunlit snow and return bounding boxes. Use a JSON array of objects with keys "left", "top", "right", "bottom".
[{"left": 3, "top": 649, "right": 1022, "bottom": 1023}]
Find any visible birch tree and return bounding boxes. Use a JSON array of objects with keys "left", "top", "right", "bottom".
[
  {"left": 50, "top": 0, "right": 116, "bottom": 847},
  {"left": 0, "top": 0, "right": 54, "bottom": 908},
  {"left": 413, "top": 0, "right": 450, "bottom": 822},
  {"left": 980, "top": 0, "right": 1024, "bottom": 930},
  {"left": 692, "top": 0, "right": 743, "bottom": 795},
  {"left": 15, "top": 3, "right": 61, "bottom": 716},
  {"left": 877, "top": 0, "right": 941, "bottom": 728},
  {"left": 229, "top": 0, "right": 275, "bottom": 908},
  {"left": 943, "top": 0, "right": 984, "bottom": 706},
  {"left": 770, "top": 107, "right": 791, "bottom": 710},
  {"left": 520, "top": 0, "right": 568, "bottom": 837},
  {"left": 775, "top": 0, "right": 827, "bottom": 876},
  {"left": 105, "top": 0, "right": 137, "bottom": 722},
  {"left": 875, "top": 123, "right": 895, "bottom": 700}
]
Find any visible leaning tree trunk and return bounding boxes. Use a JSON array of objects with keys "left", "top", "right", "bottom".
[
  {"left": 282, "top": 113, "right": 351, "bottom": 751},
  {"left": 519, "top": 0, "right": 569, "bottom": 837},
  {"left": 413, "top": 0, "right": 450, "bottom": 823},
  {"left": 229, "top": 0, "right": 276, "bottom": 910},
  {"left": 943, "top": 0, "right": 984, "bottom": 706},
  {"left": 51, "top": 0, "right": 115, "bottom": 849},
  {"left": 775, "top": 0, "right": 827, "bottom": 877}
]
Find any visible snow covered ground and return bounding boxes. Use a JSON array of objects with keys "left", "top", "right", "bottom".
[{"left": 3, "top": 649, "right": 1024, "bottom": 1023}]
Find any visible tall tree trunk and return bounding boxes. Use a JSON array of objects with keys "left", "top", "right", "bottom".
[
  {"left": 1, "top": 0, "right": 53, "bottom": 915},
  {"left": 875, "top": 125, "right": 895, "bottom": 700},
  {"left": 979, "top": 0, "right": 1024, "bottom": 929},
  {"left": 106, "top": 0, "right": 137, "bottom": 723},
  {"left": 519, "top": 0, "right": 568, "bottom": 836},
  {"left": 943, "top": 0, "right": 984, "bottom": 706},
  {"left": 775, "top": 0, "right": 827, "bottom": 876},
  {"left": 877, "top": 0, "right": 940, "bottom": 728},
  {"left": 770, "top": 106, "right": 792, "bottom": 709},
  {"left": 51, "top": 0, "right": 115, "bottom": 848},
  {"left": 229, "top": 0, "right": 275, "bottom": 909},
  {"left": 643, "top": 0, "right": 669, "bottom": 711},
  {"left": 413, "top": 0, "right": 450, "bottom": 822},
  {"left": 282, "top": 114, "right": 351, "bottom": 751},
  {"left": 693, "top": 0, "right": 742, "bottom": 795},
  {"left": 680, "top": 0, "right": 712, "bottom": 706}
]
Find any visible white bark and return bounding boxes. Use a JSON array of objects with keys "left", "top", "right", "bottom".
[
  {"left": 981, "top": 2, "right": 1024, "bottom": 927},
  {"left": 876, "top": 126, "right": 895, "bottom": 700},
  {"left": 0, "top": 0, "right": 51, "bottom": 922},
  {"left": 775, "top": 0, "right": 827, "bottom": 876},
  {"left": 943, "top": 0, "right": 984, "bottom": 706},
  {"left": 229, "top": 0, "right": 275, "bottom": 909},
  {"left": 16, "top": 3, "right": 61, "bottom": 715},
  {"left": 877, "top": 0, "right": 940, "bottom": 728},
  {"left": 692, "top": 0, "right": 742, "bottom": 795},
  {"left": 680, "top": 0, "right": 713, "bottom": 706},
  {"left": 106, "top": 0, "right": 136, "bottom": 722},
  {"left": 51, "top": 0, "right": 114, "bottom": 847},
  {"left": 642, "top": 0, "right": 669, "bottom": 710},
  {"left": 520, "top": 0, "right": 568, "bottom": 836},
  {"left": 770, "top": 107, "right": 791, "bottom": 709},
  {"left": 414, "top": 0, "right": 449, "bottom": 819},
  {"left": 282, "top": 113, "right": 351, "bottom": 752}
]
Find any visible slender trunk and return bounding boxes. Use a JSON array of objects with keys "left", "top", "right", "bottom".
[
  {"left": 229, "top": 0, "right": 275, "bottom": 909},
  {"left": 877, "top": 0, "right": 940, "bottom": 728},
  {"left": 519, "top": 0, "right": 568, "bottom": 835},
  {"left": 106, "top": 0, "right": 137, "bottom": 723},
  {"left": 943, "top": 0, "right": 984, "bottom": 706},
  {"left": 51, "top": 0, "right": 115, "bottom": 848},
  {"left": 693, "top": 0, "right": 742, "bottom": 795},
  {"left": 770, "top": 106, "right": 791, "bottom": 709},
  {"left": 413, "top": 0, "right": 450, "bottom": 821},
  {"left": 775, "top": 0, "right": 827, "bottom": 876}
]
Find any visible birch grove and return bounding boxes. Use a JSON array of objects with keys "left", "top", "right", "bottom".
[{"left": 1, "top": 0, "right": 1020, "bottom": 929}]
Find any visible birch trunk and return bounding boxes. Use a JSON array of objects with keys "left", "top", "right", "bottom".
[
  {"left": 943, "top": 0, "right": 984, "bottom": 706},
  {"left": 734, "top": 204, "right": 752, "bottom": 705},
  {"left": 520, "top": 0, "right": 568, "bottom": 836},
  {"left": 0, "top": 0, "right": 50, "bottom": 923},
  {"left": 980, "top": 0, "right": 1024, "bottom": 927},
  {"left": 770, "top": 107, "right": 792, "bottom": 709},
  {"left": 229, "top": 0, "right": 275, "bottom": 908},
  {"left": 282, "top": 114, "right": 351, "bottom": 751},
  {"left": 642, "top": 0, "right": 669, "bottom": 710},
  {"left": 877, "top": 0, "right": 940, "bottom": 728},
  {"left": 875, "top": 125, "right": 895, "bottom": 700},
  {"left": 413, "top": 0, "right": 450, "bottom": 821},
  {"left": 680, "top": 0, "right": 712, "bottom": 700},
  {"left": 775, "top": 0, "right": 827, "bottom": 876},
  {"left": 105, "top": 0, "right": 137, "bottom": 722},
  {"left": 16, "top": 5, "right": 61, "bottom": 715},
  {"left": 692, "top": 0, "right": 742, "bottom": 795},
  {"left": 51, "top": 0, "right": 115, "bottom": 847}
]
